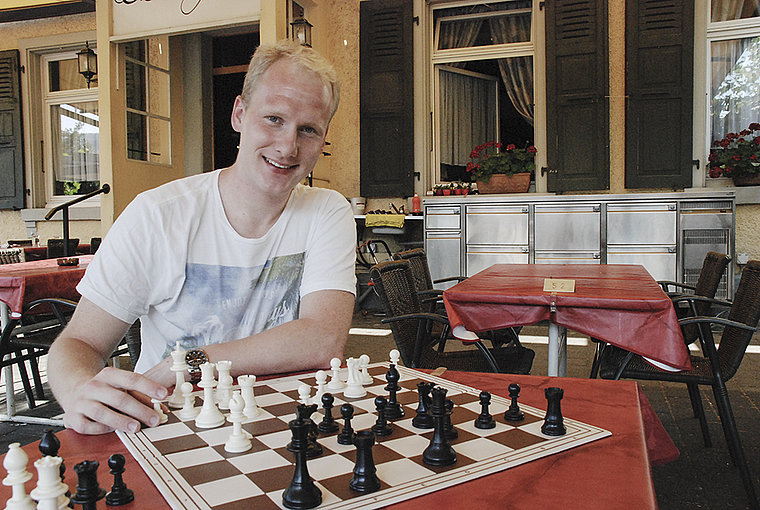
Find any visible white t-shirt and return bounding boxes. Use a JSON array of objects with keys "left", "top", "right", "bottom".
[{"left": 77, "top": 170, "right": 357, "bottom": 373}]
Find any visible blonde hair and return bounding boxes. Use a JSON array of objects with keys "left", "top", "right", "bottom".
[{"left": 240, "top": 40, "right": 340, "bottom": 120}]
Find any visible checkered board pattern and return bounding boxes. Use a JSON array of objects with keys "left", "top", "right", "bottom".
[{"left": 117, "top": 364, "right": 610, "bottom": 510}]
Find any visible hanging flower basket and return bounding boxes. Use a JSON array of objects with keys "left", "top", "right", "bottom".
[{"left": 476, "top": 173, "right": 531, "bottom": 194}]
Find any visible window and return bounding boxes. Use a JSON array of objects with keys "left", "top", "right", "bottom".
[
  {"left": 42, "top": 51, "right": 100, "bottom": 201},
  {"left": 124, "top": 37, "right": 171, "bottom": 164},
  {"left": 431, "top": 1, "right": 536, "bottom": 183},
  {"left": 706, "top": 1, "right": 760, "bottom": 144}
]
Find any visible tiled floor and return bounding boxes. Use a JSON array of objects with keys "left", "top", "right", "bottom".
[{"left": 2, "top": 310, "right": 759, "bottom": 509}]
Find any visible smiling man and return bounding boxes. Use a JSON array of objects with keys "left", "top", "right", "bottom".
[{"left": 48, "top": 41, "right": 356, "bottom": 435}]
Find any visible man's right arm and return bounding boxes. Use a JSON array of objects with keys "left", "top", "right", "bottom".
[{"left": 48, "top": 297, "right": 168, "bottom": 435}]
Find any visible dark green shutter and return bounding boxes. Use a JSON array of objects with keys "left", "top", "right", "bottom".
[
  {"left": 0, "top": 50, "right": 25, "bottom": 210},
  {"left": 625, "top": 0, "right": 693, "bottom": 189},
  {"left": 360, "top": 0, "right": 414, "bottom": 198},
  {"left": 545, "top": 0, "right": 609, "bottom": 192}
]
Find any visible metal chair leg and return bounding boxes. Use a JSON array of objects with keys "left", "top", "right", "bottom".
[{"left": 686, "top": 383, "right": 711, "bottom": 447}]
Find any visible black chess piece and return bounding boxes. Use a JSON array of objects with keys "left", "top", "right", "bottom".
[
  {"left": 105, "top": 454, "right": 134, "bottom": 506},
  {"left": 371, "top": 396, "right": 393, "bottom": 437},
  {"left": 503, "top": 383, "right": 525, "bottom": 422},
  {"left": 383, "top": 366, "right": 404, "bottom": 421},
  {"left": 444, "top": 399, "right": 458, "bottom": 440},
  {"left": 39, "top": 428, "right": 71, "bottom": 501},
  {"left": 412, "top": 382, "right": 434, "bottom": 429},
  {"left": 292, "top": 404, "right": 322, "bottom": 458},
  {"left": 70, "top": 460, "right": 106, "bottom": 510},
  {"left": 337, "top": 403, "right": 355, "bottom": 445},
  {"left": 422, "top": 387, "right": 457, "bottom": 467},
  {"left": 474, "top": 391, "right": 496, "bottom": 429},
  {"left": 283, "top": 413, "right": 322, "bottom": 509},
  {"left": 317, "top": 393, "right": 340, "bottom": 434},
  {"left": 349, "top": 430, "right": 382, "bottom": 493},
  {"left": 541, "top": 387, "right": 567, "bottom": 436}
]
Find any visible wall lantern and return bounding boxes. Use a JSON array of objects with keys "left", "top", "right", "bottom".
[
  {"left": 77, "top": 41, "right": 97, "bottom": 88},
  {"left": 291, "top": 18, "right": 313, "bottom": 47}
]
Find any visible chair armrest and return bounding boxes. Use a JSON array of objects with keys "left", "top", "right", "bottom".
[
  {"left": 381, "top": 312, "right": 449, "bottom": 326},
  {"left": 658, "top": 280, "right": 696, "bottom": 292},
  {"left": 678, "top": 315, "right": 757, "bottom": 332},
  {"left": 670, "top": 294, "right": 733, "bottom": 308},
  {"left": 419, "top": 289, "right": 444, "bottom": 297},
  {"left": 433, "top": 276, "right": 467, "bottom": 284}
]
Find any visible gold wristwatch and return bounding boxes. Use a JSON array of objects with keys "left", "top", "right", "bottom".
[{"left": 185, "top": 348, "right": 208, "bottom": 383}]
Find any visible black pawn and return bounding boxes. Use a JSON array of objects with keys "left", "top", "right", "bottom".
[
  {"left": 541, "top": 387, "right": 567, "bottom": 436},
  {"left": 317, "top": 393, "right": 340, "bottom": 434},
  {"left": 105, "top": 454, "right": 134, "bottom": 506},
  {"left": 422, "top": 387, "right": 457, "bottom": 467},
  {"left": 337, "top": 403, "right": 355, "bottom": 445},
  {"left": 412, "top": 382, "right": 434, "bottom": 429},
  {"left": 283, "top": 414, "right": 322, "bottom": 509},
  {"left": 383, "top": 367, "right": 404, "bottom": 421},
  {"left": 443, "top": 399, "right": 458, "bottom": 440},
  {"left": 504, "top": 383, "right": 524, "bottom": 422},
  {"left": 371, "top": 396, "right": 393, "bottom": 437},
  {"left": 70, "top": 460, "right": 106, "bottom": 510},
  {"left": 474, "top": 391, "right": 496, "bottom": 429},
  {"left": 349, "top": 430, "right": 382, "bottom": 493}
]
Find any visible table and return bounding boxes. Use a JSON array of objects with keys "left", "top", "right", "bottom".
[
  {"left": 0, "top": 256, "right": 92, "bottom": 420},
  {"left": 444, "top": 264, "right": 691, "bottom": 377},
  {"left": 0, "top": 371, "right": 674, "bottom": 510}
]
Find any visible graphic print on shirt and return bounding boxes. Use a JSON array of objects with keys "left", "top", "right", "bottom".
[{"left": 160, "top": 252, "right": 305, "bottom": 358}]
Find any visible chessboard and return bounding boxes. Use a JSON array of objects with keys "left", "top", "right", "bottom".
[{"left": 117, "top": 363, "right": 611, "bottom": 510}]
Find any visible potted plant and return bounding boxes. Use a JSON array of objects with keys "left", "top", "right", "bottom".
[
  {"left": 708, "top": 122, "right": 760, "bottom": 186},
  {"left": 466, "top": 141, "right": 537, "bottom": 193}
]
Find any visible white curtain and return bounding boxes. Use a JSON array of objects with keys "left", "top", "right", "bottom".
[
  {"left": 489, "top": 15, "right": 534, "bottom": 126},
  {"left": 439, "top": 67, "right": 498, "bottom": 166}
]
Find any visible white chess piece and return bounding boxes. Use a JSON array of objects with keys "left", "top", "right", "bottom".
[
  {"left": 152, "top": 399, "right": 169, "bottom": 425},
  {"left": 298, "top": 383, "right": 311, "bottom": 405},
  {"left": 326, "top": 357, "right": 345, "bottom": 391},
  {"left": 178, "top": 382, "right": 199, "bottom": 420},
  {"left": 2, "top": 442, "right": 36, "bottom": 510},
  {"left": 167, "top": 341, "right": 188, "bottom": 408},
  {"left": 359, "top": 354, "right": 373, "bottom": 385},
  {"left": 389, "top": 349, "right": 403, "bottom": 381},
  {"left": 29, "top": 456, "right": 69, "bottom": 510},
  {"left": 238, "top": 375, "right": 259, "bottom": 419},
  {"left": 343, "top": 357, "right": 366, "bottom": 398},
  {"left": 312, "top": 370, "right": 327, "bottom": 405},
  {"left": 215, "top": 360, "right": 233, "bottom": 406},
  {"left": 224, "top": 391, "right": 252, "bottom": 453},
  {"left": 194, "top": 362, "right": 225, "bottom": 428}
]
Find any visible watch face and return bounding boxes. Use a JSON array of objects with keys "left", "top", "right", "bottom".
[{"left": 185, "top": 349, "right": 207, "bottom": 368}]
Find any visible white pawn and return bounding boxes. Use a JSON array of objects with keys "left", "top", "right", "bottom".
[
  {"left": 326, "top": 357, "right": 345, "bottom": 391},
  {"left": 224, "top": 391, "right": 252, "bottom": 453},
  {"left": 2, "top": 443, "right": 36, "bottom": 510},
  {"left": 167, "top": 341, "right": 188, "bottom": 408},
  {"left": 238, "top": 375, "right": 259, "bottom": 419},
  {"left": 178, "top": 382, "right": 199, "bottom": 420},
  {"left": 390, "top": 349, "right": 403, "bottom": 381},
  {"left": 195, "top": 362, "right": 225, "bottom": 428},
  {"left": 312, "top": 370, "right": 327, "bottom": 405},
  {"left": 30, "top": 456, "right": 68, "bottom": 510},
  {"left": 359, "top": 354, "right": 373, "bottom": 385},
  {"left": 343, "top": 357, "right": 366, "bottom": 398},
  {"left": 298, "top": 383, "right": 312, "bottom": 405},
  {"left": 151, "top": 399, "right": 169, "bottom": 425}
]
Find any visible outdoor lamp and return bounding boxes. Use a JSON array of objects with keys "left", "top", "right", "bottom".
[
  {"left": 291, "top": 18, "right": 313, "bottom": 47},
  {"left": 77, "top": 41, "right": 97, "bottom": 88}
]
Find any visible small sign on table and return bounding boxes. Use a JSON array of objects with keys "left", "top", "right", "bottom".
[{"left": 543, "top": 279, "right": 576, "bottom": 293}]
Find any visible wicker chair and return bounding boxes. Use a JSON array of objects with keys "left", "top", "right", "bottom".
[
  {"left": 590, "top": 251, "right": 732, "bottom": 378},
  {"left": 46, "top": 238, "right": 80, "bottom": 259},
  {"left": 369, "top": 259, "right": 534, "bottom": 374},
  {"left": 598, "top": 260, "right": 760, "bottom": 510},
  {"left": 0, "top": 247, "right": 26, "bottom": 264}
]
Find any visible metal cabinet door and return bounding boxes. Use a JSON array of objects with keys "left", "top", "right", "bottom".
[
  {"left": 425, "top": 233, "right": 462, "bottom": 289},
  {"left": 535, "top": 204, "right": 601, "bottom": 251},
  {"left": 607, "top": 203, "right": 676, "bottom": 245},
  {"left": 466, "top": 246, "right": 530, "bottom": 276},
  {"left": 465, "top": 205, "right": 529, "bottom": 245}
]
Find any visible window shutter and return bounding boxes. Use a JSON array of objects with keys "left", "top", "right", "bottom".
[
  {"left": 625, "top": 0, "right": 693, "bottom": 189},
  {"left": 360, "top": 0, "right": 414, "bottom": 198},
  {"left": 0, "top": 50, "right": 25, "bottom": 210},
  {"left": 545, "top": 0, "right": 609, "bottom": 192}
]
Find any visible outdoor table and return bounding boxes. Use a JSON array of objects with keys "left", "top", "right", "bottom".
[{"left": 444, "top": 264, "right": 691, "bottom": 377}]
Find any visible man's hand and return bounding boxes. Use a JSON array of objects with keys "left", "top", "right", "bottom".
[{"left": 59, "top": 367, "right": 168, "bottom": 435}]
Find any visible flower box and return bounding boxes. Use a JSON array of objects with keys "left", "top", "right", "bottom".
[{"left": 477, "top": 173, "right": 531, "bottom": 194}]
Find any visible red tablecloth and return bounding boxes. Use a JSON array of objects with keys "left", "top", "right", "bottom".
[
  {"left": 0, "top": 255, "right": 91, "bottom": 317},
  {"left": 444, "top": 264, "right": 691, "bottom": 371},
  {"left": 0, "top": 371, "right": 672, "bottom": 510}
]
